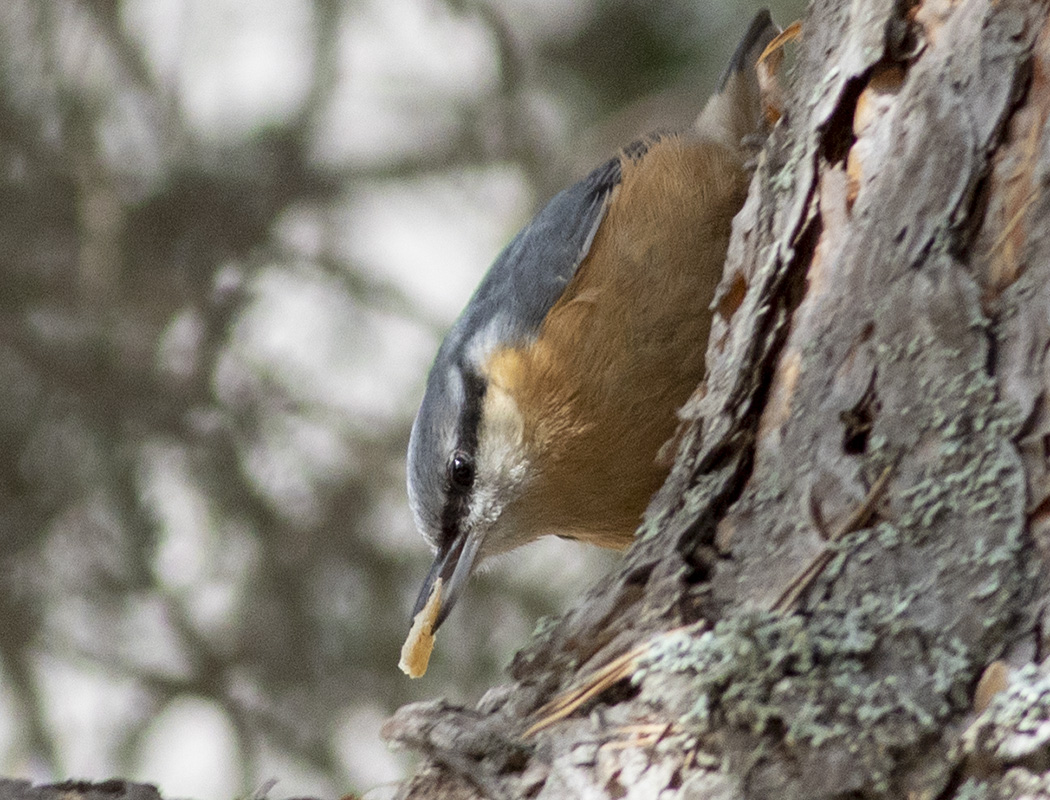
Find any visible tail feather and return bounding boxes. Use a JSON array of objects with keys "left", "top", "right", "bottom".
[{"left": 694, "top": 9, "right": 780, "bottom": 151}]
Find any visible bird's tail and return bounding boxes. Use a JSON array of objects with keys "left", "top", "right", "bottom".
[{"left": 694, "top": 9, "right": 780, "bottom": 151}]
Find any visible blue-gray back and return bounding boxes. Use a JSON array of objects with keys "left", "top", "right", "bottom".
[{"left": 407, "top": 154, "right": 625, "bottom": 543}]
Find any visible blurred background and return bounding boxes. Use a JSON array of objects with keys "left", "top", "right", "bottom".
[{"left": 0, "top": 0, "right": 803, "bottom": 797}]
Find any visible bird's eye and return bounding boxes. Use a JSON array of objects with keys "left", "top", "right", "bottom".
[{"left": 447, "top": 451, "right": 475, "bottom": 490}]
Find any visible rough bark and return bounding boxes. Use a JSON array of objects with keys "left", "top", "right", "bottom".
[
  {"left": 0, "top": 781, "right": 162, "bottom": 800},
  {"left": 382, "top": 0, "right": 1050, "bottom": 798}
]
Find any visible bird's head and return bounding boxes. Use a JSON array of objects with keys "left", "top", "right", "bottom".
[{"left": 406, "top": 333, "right": 541, "bottom": 631}]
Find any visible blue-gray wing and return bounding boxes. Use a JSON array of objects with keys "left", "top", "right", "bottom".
[{"left": 441, "top": 154, "right": 624, "bottom": 359}]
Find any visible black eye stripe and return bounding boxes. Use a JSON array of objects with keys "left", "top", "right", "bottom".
[
  {"left": 438, "top": 367, "right": 487, "bottom": 545},
  {"left": 456, "top": 369, "right": 486, "bottom": 453}
]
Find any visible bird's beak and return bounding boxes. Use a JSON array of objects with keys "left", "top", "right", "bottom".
[{"left": 411, "top": 528, "right": 484, "bottom": 632}]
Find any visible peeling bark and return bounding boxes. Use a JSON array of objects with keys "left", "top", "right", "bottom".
[{"left": 385, "top": 1, "right": 1050, "bottom": 798}]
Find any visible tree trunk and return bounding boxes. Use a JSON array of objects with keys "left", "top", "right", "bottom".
[{"left": 382, "top": 0, "right": 1050, "bottom": 798}]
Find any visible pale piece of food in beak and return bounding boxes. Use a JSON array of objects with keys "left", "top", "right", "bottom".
[{"left": 399, "top": 578, "right": 443, "bottom": 678}]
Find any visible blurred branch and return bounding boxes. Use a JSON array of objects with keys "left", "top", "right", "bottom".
[
  {"left": 0, "top": 596, "right": 56, "bottom": 773},
  {"left": 297, "top": 0, "right": 344, "bottom": 133}
]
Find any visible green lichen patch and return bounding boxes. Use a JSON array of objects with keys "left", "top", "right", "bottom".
[
  {"left": 633, "top": 603, "right": 982, "bottom": 793},
  {"left": 951, "top": 770, "right": 1050, "bottom": 800}
]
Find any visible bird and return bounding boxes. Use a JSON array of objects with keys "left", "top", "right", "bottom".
[{"left": 406, "top": 10, "right": 780, "bottom": 635}]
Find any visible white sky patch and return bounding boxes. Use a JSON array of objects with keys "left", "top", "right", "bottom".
[
  {"left": 43, "top": 594, "right": 194, "bottom": 684},
  {"left": 349, "top": 0, "right": 497, "bottom": 103},
  {"left": 0, "top": 662, "right": 35, "bottom": 778},
  {"left": 495, "top": 0, "right": 597, "bottom": 45},
  {"left": 123, "top": 0, "right": 314, "bottom": 141},
  {"left": 212, "top": 261, "right": 440, "bottom": 525},
  {"left": 120, "top": 0, "right": 186, "bottom": 82},
  {"left": 34, "top": 656, "right": 154, "bottom": 779},
  {"left": 334, "top": 704, "right": 407, "bottom": 790},
  {"left": 0, "top": 686, "right": 11, "bottom": 773},
  {"left": 141, "top": 441, "right": 260, "bottom": 640},
  {"left": 314, "top": 0, "right": 499, "bottom": 166},
  {"left": 141, "top": 443, "right": 214, "bottom": 593},
  {"left": 362, "top": 481, "right": 421, "bottom": 558},
  {"left": 237, "top": 411, "right": 350, "bottom": 528},
  {"left": 222, "top": 263, "right": 437, "bottom": 425},
  {"left": 274, "top": 203, "right": 327, "bottom": 261},
  {"left": 133, "top": 696, "right": 243, "bottom": 800},
  {"left": 487, "top": 535, "right": 619, "bottom": 593},
  {"left": 342, "top": 165, "right": 534, "bottom": 321},
  {"left": 157, "top": 307, "right": 206, "bottom": 382},
  {"left": 471, "top": 538, "right": 621, "bottom": 667}
]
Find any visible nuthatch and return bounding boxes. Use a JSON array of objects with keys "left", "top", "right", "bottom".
[{"left": 407, "top": 10, "right": 778, "bottom": 632}]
